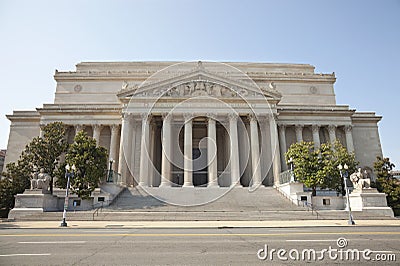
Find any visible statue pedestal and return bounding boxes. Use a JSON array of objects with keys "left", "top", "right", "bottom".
[
  {"left": 349, "top": 188, "right": 394, "bottom": 217},
  {"left": 8, "top": 189, "right": 59, "bottom": 219}
]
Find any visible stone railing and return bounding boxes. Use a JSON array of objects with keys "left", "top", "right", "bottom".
[{"left": 279, "top": 170, "right": 292, "bottom": 184}]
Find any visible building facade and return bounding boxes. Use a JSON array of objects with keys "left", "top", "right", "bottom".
[{"left": 4, "top": 61, "right": 383, "bottom": 188}]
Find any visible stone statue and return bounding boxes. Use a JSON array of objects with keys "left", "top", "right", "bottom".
[
  {"left": 350, "top": 167, "right": 371, "bottom": 191},
  {"left": 30, "top": 166, "right": 39, "bottom": 190},
  {"left": 30, "top": 167, "right": 51, "bottom": 192}
]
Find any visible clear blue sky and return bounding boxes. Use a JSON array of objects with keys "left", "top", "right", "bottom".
[{"left": 0, "top": 0, "right": 399, "bottom": 167}]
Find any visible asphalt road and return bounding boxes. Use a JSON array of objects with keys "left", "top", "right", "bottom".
[{"left": 0, "top": 226, "right": 399, "bottom": 265}]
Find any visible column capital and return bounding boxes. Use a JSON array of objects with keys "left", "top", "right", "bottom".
[
  {"left": 121, "top": 112, "right": 132, "bottom": 121},
  {"left": 92, "top": 124, "right": 103, "bottom": 130},
  {"left": 248, "top": 113, "right": 257, "bottom": 122},
  {"left": 140, "top": 112, "right": 151, "bottom": 121},
  {"left": 75, "top": 124, "right": 85, "bottom": 131},
  {"left": 206, "top": 113, "right": 217, "bottom": 121},
  {"left": 110, "top": 124, "right": 120, "bottom": 132},
  {"left": 312, "top": 124, "right": 320, "bottom": 133},
  {"left": 295, "top": 124, "right": 304, "bottom": 129},
  {"left": 228, "top": 112, "right": 239, "bottom": 121},
  {"left": 161, "top": 113, "right": 172, "bottom": 122},
  {"left": 183, "top": 112, "right": 194, "bottom": 122},
  {"left": 328, "top": 124, "right": 337, "bottom": 133},
  {"left": 278, "top": 124, "right": 286, "bottom": 130},
  {"left": 344, "top": 125, "right": 353, "bottom": 132}
]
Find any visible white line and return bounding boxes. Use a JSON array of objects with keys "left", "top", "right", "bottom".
[
  {"left": 82, "top": 230, "right": 130, "bottom": 233},
  {"left": 0, "top": 254, "right": 51, "bottom": 257},
  {"left": 286, "top": 239, "right": 335, "bottom": 242},
  {"left": 269, "top": 229, "right": 309, "bottom": 232},
  {"left": 18, "top": 241, "right": 86, "bottom": 244}
]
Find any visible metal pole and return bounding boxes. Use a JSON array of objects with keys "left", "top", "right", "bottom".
[
  {"left": 60, "top": 171, "right": 70, "bottom": 227},
  {"left": 339, "top": 164, "right": 355, "bottom": 225}
]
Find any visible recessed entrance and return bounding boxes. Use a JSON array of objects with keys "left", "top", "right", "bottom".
[{"left": 192, "top": 148, "right": 208, "bottom": 186}]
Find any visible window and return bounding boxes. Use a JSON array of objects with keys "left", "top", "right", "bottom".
[{"left": 323, "top": 198, "right": 331, "bottom": 205}]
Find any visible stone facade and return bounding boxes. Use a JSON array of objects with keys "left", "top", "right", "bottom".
[{"left": 4, "top": 61, "right": 383, "bottom": 188}]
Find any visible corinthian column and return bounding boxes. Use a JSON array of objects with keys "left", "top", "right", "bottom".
[
  {"left": 139, "top": 114, "right": 150, "bottom": 187},
  {"left": 160, "top": 114, "right": 172, "bottom": 187},
  {"left": 183, "top": 113, "right": 193, "bottom": 187},
  {"left": 312, "top": 125, "right": 321, "bottom": 149},
  {"left": 118, "top": 114, "right": 132, "bottom": 185},
  {"left": 92, "top": 124, "right": 102, "bottom": 146},
  {"left": 207, "top": 116, "right": 218, "bottom": 187},
  {"left": 295, "top": 124, "right": 303, "bottom": 143},
  {"left": 328, "top": 125, "right": 337, "bottom": 145},
  {"left": 278, "top": 124, "right": 287, "bottom": 171},
  {"left": 74, "top": 124, "right": 85, "bottom": 136},
  {"left": 249, "top": 114, "right": 261, "bottom": 187},
  {"left": 344, "top": 125, "right": 355, "bottom": 153},
  {"left": 229, "top": 113, "right": 241, "bottom": 187},
  {"left": 269, "top": 114, "right": 281, "bottom": 185},
  {"left": 109, "top": 124, "right": 119, "bottom": 171}
]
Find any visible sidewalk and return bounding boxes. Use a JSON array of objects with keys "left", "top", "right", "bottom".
[{"left": 1, "top": 219, "right": 399, "bottom": 229}]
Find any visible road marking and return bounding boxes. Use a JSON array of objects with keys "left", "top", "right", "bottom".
[
  {"left": 1, "top": 231, "right": 400, "bottom": 237},
  {"left": 269, "top": 229, "right": 309, "bottom": 232},
  {"left": 0, "top": 253, "right": 51, "bottom": 257},
  {"left": 286, "top": 239, "right": 335, "bottom": 242},
  {"left": 82, "top": 230, "right": 130, "bottom": 233},
  {"left": 18, "top": 241, "right": 86, "bottom": 244}
]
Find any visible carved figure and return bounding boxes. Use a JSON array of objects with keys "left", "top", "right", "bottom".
[
  {"left": 350, "top": 168, "right": 371, "bottom": 190},
  {"left": 30, "top": 167, "right": 51, "bottom": 192},
  {"left": 30, "top": 166, "right": 39, "bottom": 189}
]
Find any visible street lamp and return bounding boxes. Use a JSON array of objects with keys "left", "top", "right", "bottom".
[
  {"left": 288, "top": 157, "right": 295, "bottom": 183},
  {"left": 107, "top": 158, "right": 114, "bottom": 182},
  {"left": 60, "top": 163, "right": 76, "bottom": 227},
  {"left": 338, "top": 163, "right": 355, "bottom": 225}
]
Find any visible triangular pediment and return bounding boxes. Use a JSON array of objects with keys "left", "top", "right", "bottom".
[{"left": 117, "top": 66, "right": 281, "bottom": 101}]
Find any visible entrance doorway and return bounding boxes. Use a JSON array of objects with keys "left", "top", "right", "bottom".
[{"left": 192, "top": 148, "right": 208, "bottom": 186}]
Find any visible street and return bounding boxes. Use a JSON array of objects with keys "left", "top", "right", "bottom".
[{"left": 0, "top": 226, "right": 399, "bottom": 265}]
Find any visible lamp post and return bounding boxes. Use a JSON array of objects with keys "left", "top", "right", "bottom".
[
  {"left": 338, "top": 163, "right": 355, "bottom": 225},
  {"left": 107, "top": 158, "right": 114, "bottom": 182},
  {"left": 60, "top": 163, "right": 76, "bottom": 227},
  {"left": 288, "top": 157, "right": 295, "bottom": 183}
]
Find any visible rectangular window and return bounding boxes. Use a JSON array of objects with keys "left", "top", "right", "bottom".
[
  {"left": 73, "top": 200, "right": 81, "bottom": 207},
  {"left": 323, "top": 199, "right": 331, "bottom": 205}
]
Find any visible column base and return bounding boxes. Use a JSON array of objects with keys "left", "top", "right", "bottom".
[
  {"left": 138, "top": 182, "right": 148, "bottom": 187},
  {"left": 159, "top": 182, "right": 171, "bottom": 188},
  {"left": 207, "top": 182, "right": 219, "bottom": 188},
  {"left": 183, "top": 183, "right": 194, "bottom": 187},
  {"left": 251, "top": 182, "right": 262, "bottom": 188}
]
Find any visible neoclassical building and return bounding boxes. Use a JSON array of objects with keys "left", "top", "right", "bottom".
[{"left": 4, "top": 61, "right": 383, "bottom": 188}]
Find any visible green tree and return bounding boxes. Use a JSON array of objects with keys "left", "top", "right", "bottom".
[
  {"left": 285, "top": 141, "right": 324, "bottom": 196},
  {"left": 321, "top": 141, "right": 357, "bottom": 195},
  {"left": 56, "top": 131, "right": 107, "bottom": 199},
  {"left": 23, "top": 122, "right": 68, "bottom": 193},
  {"left": 285, "top": 140, "right": 357, "bottom": 196},
  {"left": 374, "top": 156, "right": 395, "bottom": 179},
  {"left": 0, "top": 122, "right": 67, "bottom": 215},
  {"left": 373, "top": 157, "right": 399, "bottom": 211}
]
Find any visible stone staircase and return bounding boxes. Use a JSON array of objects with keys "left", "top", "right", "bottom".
[{"left": 9, "top": 186, "right": 395, "bottom": 221}]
